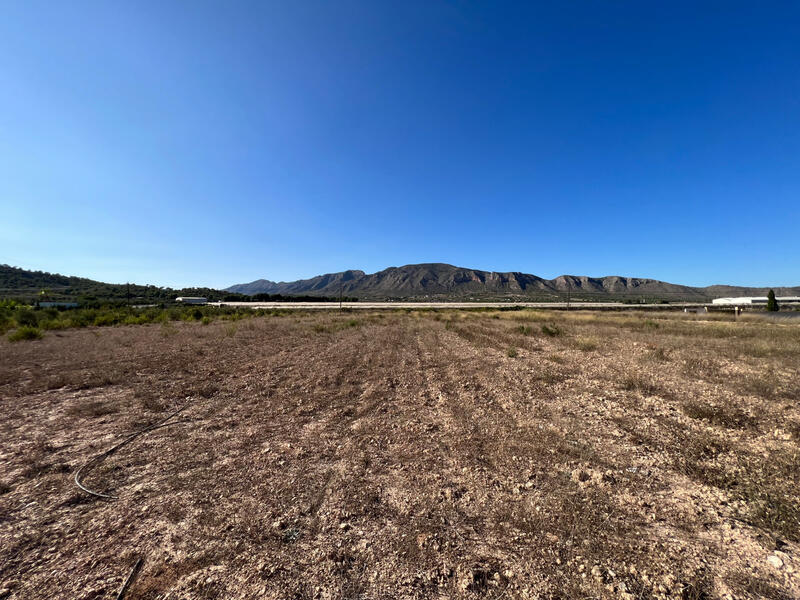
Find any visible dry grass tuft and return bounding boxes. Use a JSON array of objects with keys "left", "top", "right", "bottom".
[
  {"left": 619, "top": 372, "right": 664, "bottom": 396},
  {"left": 681, "top": 400, "right": 759, "bottom": 430},
  {"left": 573, "top": 336, "right": 599, "bottom": 351},
  {"left": 66, "top": 399, "right": 119, "bottom": 418}
]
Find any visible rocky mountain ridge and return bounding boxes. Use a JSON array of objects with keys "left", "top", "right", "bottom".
[{"left": 225, "top": 263, "right": 800, "bottom": 300}]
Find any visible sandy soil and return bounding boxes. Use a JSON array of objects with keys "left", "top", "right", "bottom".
[{"left": 0, "top": 310, "right": 798, "bottom": 599}]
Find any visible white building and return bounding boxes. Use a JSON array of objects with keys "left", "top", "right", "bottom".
[
  {"left": 712, "top": 296, "right": 800, "bottom": 306},
  {"left": 175, "top": 297, "right": 208, "bottom": 305}
]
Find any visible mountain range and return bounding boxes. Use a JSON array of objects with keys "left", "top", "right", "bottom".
[
  {"left": 225, "top": 263, "right": 800, "bottom": 301},
  {"left": 3, "top": 263, "right": 797, "bottom": 303}
]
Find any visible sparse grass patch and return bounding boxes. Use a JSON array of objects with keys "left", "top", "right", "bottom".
[
  {"left": 740, "top": 371, "right": 778, "bottom": 400},
  {"left": 681, "top": 400, "right": 759, "bottom": 430},
  {"left": 135, "top": 389, "right": 166, "bottom": 412},
  {"left": 787, "top": 421, "right": 800, "bottom": 442},
  {"left": 730, "top": 572, "right": 795, "bottom": 600},
  {"left": 506, "top": 347, "right": 518, "bottom": 358},
  {"left": 67, "top": 399, "right": 119, "bottom": 418},
  {"left": 619, "top": 372, "right": 663, "bottom": 396},
  {"left": 682, "top": 356, "right": 722, "bottom": 381},
  {"left": 643, "top": 346, "right": 670, "bottom": 362},
  {"left": 673, "top": 429, "right": 733, "bottom": 489},
  {"left": 573, "top": 336, "right": 599, "bottom": 351},
  {"left": 732, "top": 451, "right": 800, "bottom": 543},
  {"left": 191, "top": 383, "right": 219, "bottom": 399},
  {"left": 161, "top": 322, "right": 179, "bottom": 337}
]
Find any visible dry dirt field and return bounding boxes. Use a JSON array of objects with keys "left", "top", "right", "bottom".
[{"left": 1, "top": 310, "right": 799, "bottom": 600}]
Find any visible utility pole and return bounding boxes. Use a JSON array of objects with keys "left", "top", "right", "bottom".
[{"left": 566, "top": 278, "right": 571, "bottom": 310}]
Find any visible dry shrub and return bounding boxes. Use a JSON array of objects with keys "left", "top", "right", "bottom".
[
  {"left": 740, "top": 372, "right": 778, "bottom": 400},
  {"left": 682, "top": 357, "right": 722, "bottom": 381},
  {"left": 738, "top": 451, "right": 800, "bottom": 543},
  {"left": 643, "top": 346, "right": 669, "bottom": 362},
  {"left": 19, "top": 437, "right": 70, "bottom": 480},
  {"left": 673, "top": 428, "right": 733, "bottom": 489},
  {"left": 66, "top": 399, "right": 118, "bottom": 418},
  {"left": 729, "top": 572, "right": 794, "bottom": 600},
  {"left": 191, "top": 383, "right": 219, "bottom": 399},
  {"left": 681, "top": 401, "right": 759, "bottom": 430},
  {"left": 673, "top": 427, "right": 800, "bottom": 542},
  {"left": 619, "top": 372, "right": 664, "bottom": 396},
  {"left": 573, "top": 336, "right": 599, "bottom": 351},
  {"left": 135, "top": 389, "right": 166, "bottom": 412},
  {"left": 541, "top": 324, "right": 562, "bottom": 337}
]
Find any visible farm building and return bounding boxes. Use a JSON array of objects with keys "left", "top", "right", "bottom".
[
  {"left": 175, "top": 297, "right": 208, "bottom": 305},
  {"left": 712, "top": 296, "right": 800, "bottom": 306}
]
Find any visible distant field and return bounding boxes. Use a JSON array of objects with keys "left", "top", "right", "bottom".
[{"left": 1, "top": 310, "right": 798, "bottom": 599}]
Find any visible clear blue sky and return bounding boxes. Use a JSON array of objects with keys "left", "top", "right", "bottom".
[{"left": 2, "top": 1, "right": 798, "bottom": 288}]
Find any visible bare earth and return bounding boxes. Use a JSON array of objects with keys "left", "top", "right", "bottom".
[{"left": 1, "top": 310, "right": 798, "bottom": 599}]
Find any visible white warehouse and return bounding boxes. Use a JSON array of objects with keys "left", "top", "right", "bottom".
[
  {"left": 175, "top": 297, "right": 208, "bottom": 305},
  {"left": 712, "top": 296, "right": 800, "bottom": 306}
]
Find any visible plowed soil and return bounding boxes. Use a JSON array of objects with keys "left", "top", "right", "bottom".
[{"left": 1, "top": 310, "right": 798, "bottom": 599}]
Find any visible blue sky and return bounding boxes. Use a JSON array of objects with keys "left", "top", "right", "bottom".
[{"left": 1, "top": 1, "right": 798, "bottom": 288}]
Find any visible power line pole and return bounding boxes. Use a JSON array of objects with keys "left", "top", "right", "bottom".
[{"left": 566, "top": 278, "right": 571, "bottom": 310}]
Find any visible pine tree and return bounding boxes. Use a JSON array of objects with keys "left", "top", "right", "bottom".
[{"left": 766, "top": 289, "right": 779, "bottom": 311}]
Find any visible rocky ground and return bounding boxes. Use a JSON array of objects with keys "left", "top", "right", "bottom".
[{"left": 0, "top": 310, "right": 798, "bottom": 599}]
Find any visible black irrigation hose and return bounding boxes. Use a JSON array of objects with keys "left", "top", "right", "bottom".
[
  {"left": 73, "top": 405, "right": 189, "bottom": 500},
  {"left": 115, "top": 557, "right": 144, "bottom": 600}
]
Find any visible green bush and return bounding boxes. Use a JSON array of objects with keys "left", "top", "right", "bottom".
[
  {"left": 16, "top": 309, "right": 38, "bottom": 328},
  {"left": 541, "top": 324, "right": 563, "bottom": 337},
  {"left": 0, "top": 314, "right": 14, "bottom": 334},
  {"left": 93, "top": 313, "right": 119, "bottom": 327},
  {"left": 8, "top": 326, "right": 43, "bottom": 342},
  {"left": 40, "top": 319, "right": 69, "bottom": 330}
]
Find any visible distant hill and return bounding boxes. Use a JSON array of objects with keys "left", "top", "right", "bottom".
[
  {"left": 226, "top": 263, "right": 800, "bottom": 301},
  {"left": 0, "top": 264, "right": 241, "bottom": 304}
]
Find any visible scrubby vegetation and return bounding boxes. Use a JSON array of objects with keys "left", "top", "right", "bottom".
[
  {"left": 1, "top": 300, "right": 286, "bottom": 340},
  {"left": 7, "top": 326, "right": 43, "bottom": 342}
]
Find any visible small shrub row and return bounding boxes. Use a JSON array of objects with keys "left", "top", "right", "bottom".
[{"left": 1, "top": 304, "right": 287, "bottom": 340}]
